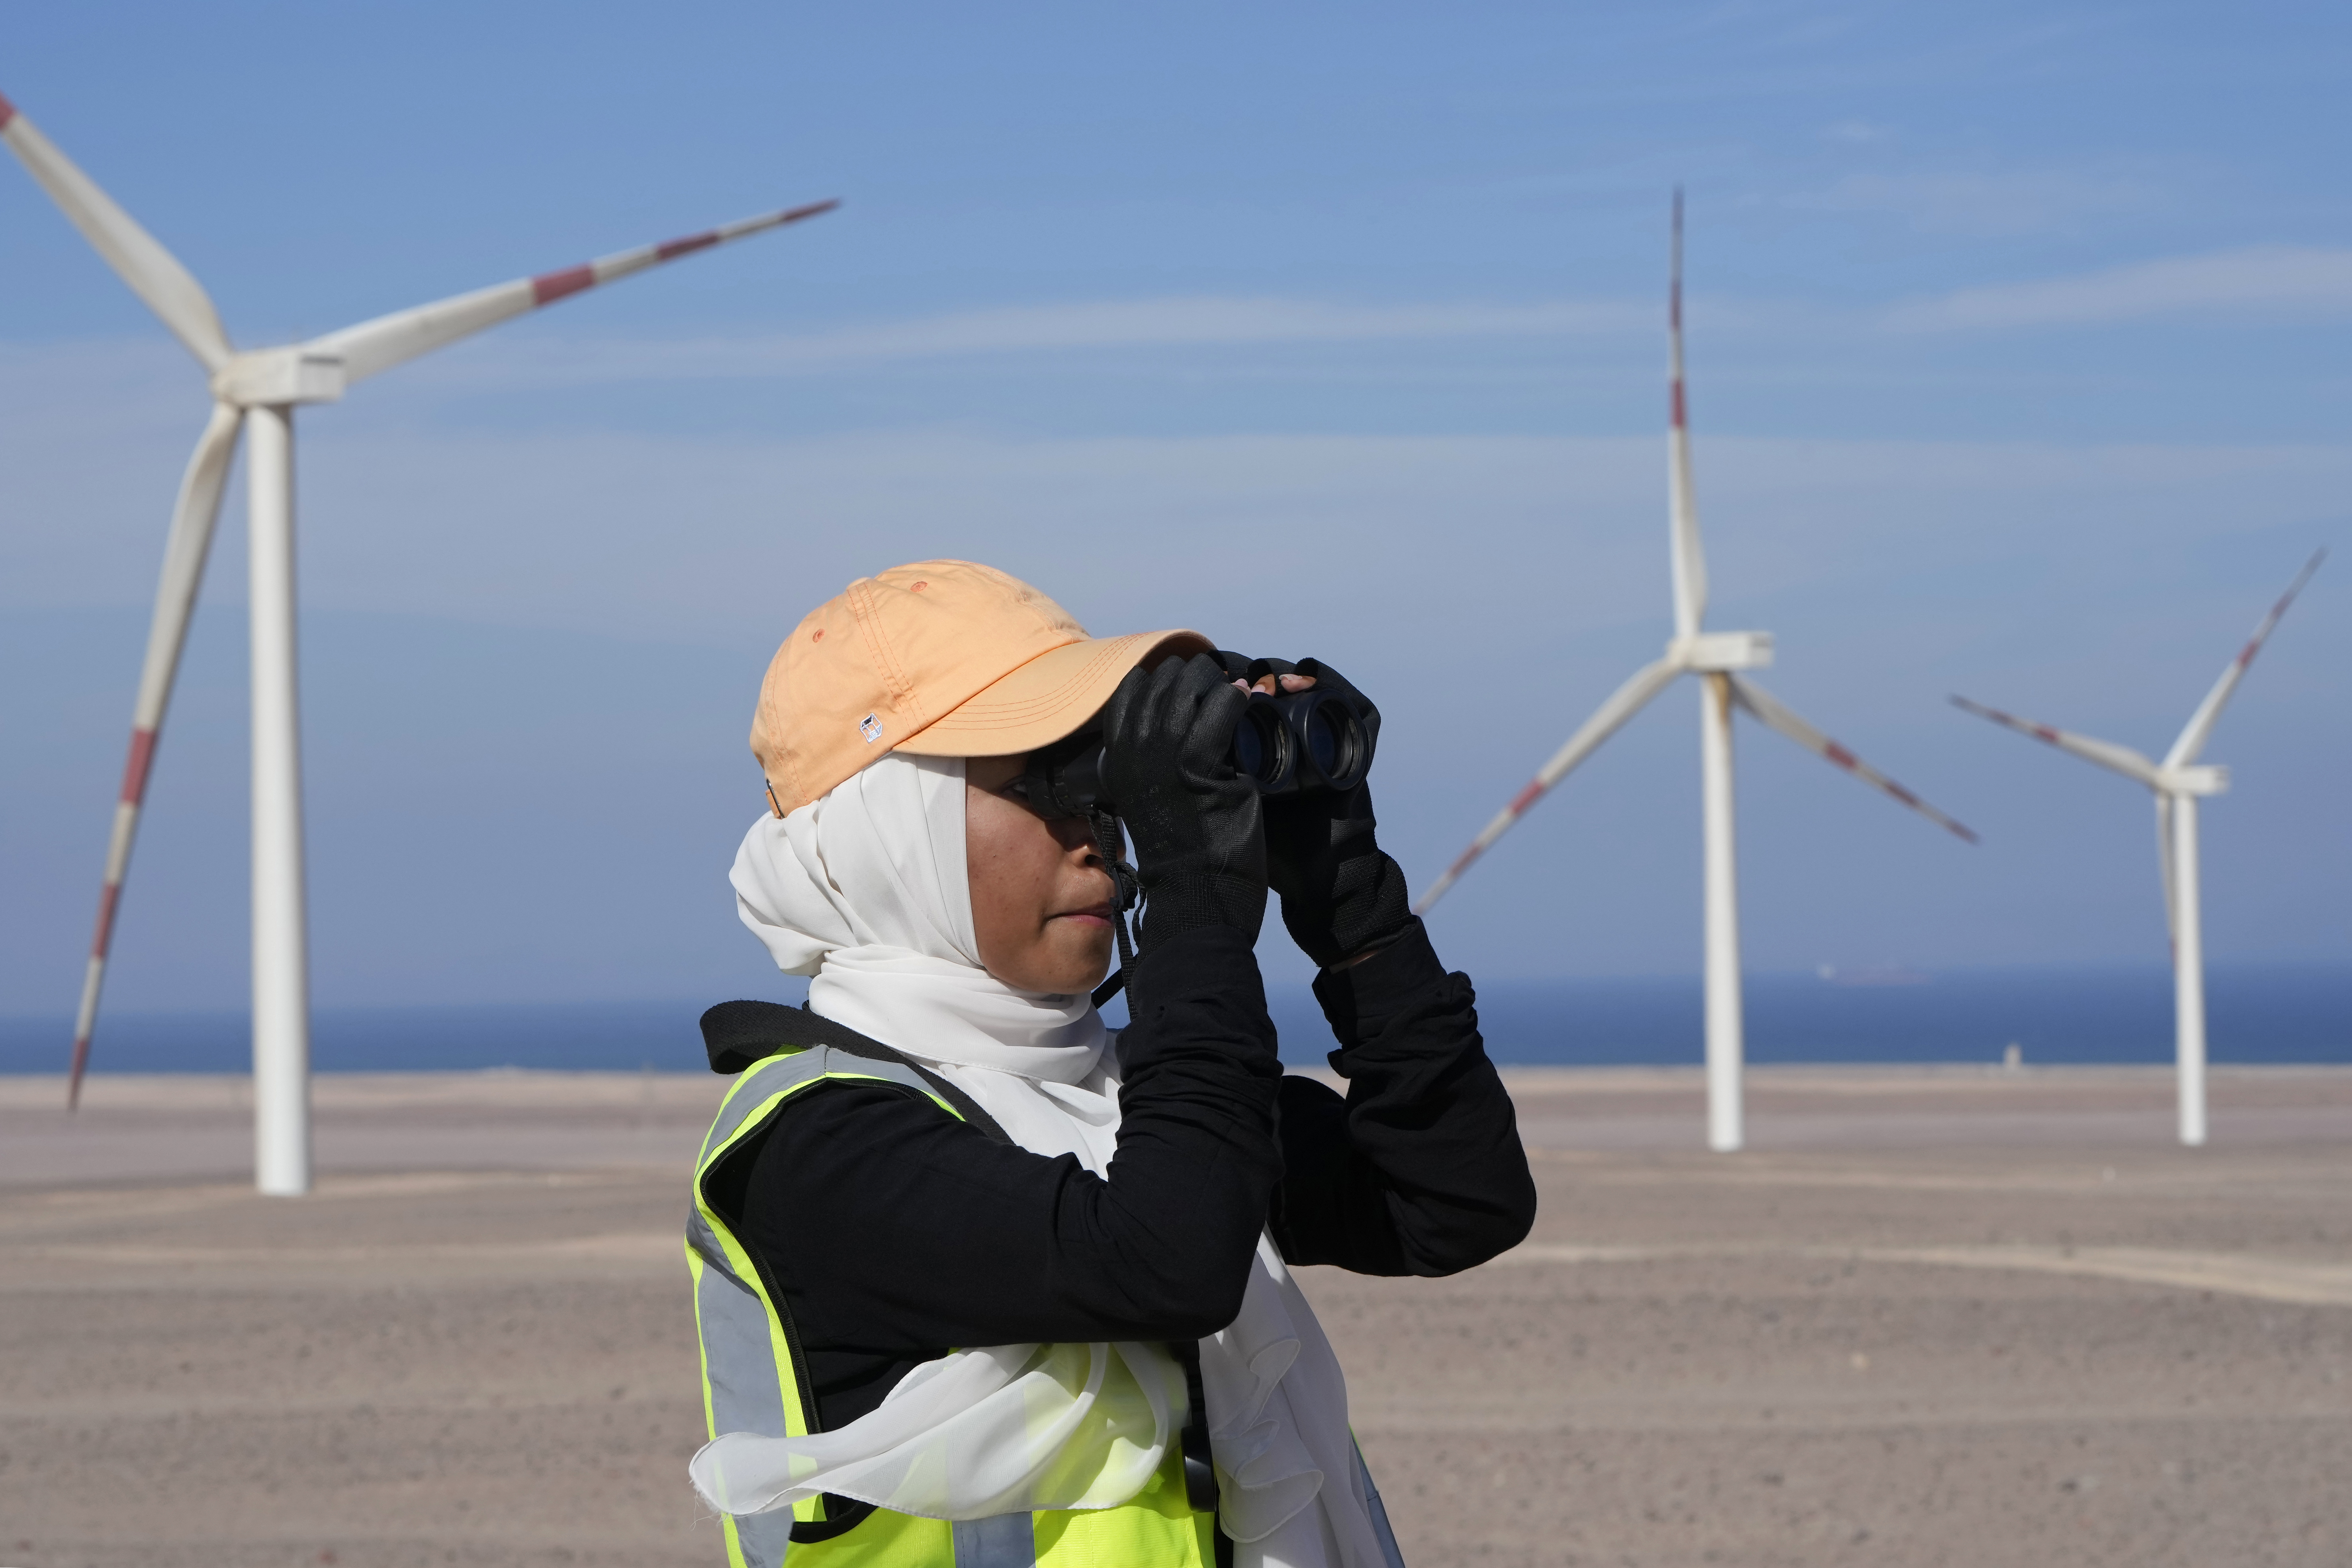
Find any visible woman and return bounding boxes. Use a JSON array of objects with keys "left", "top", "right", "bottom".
[{"left": 686, "top": 560, "right": 1535, "bottom": 1568}]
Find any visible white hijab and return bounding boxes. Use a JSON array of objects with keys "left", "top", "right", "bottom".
[{"left": 691, "top": 753, "right": 1394, "bottom": 1568}]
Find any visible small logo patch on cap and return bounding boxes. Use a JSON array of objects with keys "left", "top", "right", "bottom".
[{"left": 859, "top": 713, "right": 884, "bottom": 744}]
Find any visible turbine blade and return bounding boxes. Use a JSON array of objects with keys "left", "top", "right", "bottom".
[
  {"left": 1948, "top": 694, "right": 2161, "bottom": 788},
  {"left": 1413, "top": 659, "right": 1681, "bottom": 913},
  {"left": 308, "top": 199, "right": 841, "bottom": 386},
  {"left": 2155, "top": 794, "right": 2178, "bottom": 944},
  {"left": 0, "top": 91, "right": 233, "bottom": 371},
  {"left": 1666, "top": 187, "right": 1707, "bottom": 640},
  {"left": 67, "top": 403, "right": 245, "bottom": 1109},
  {"left": 1731, "top": 676, "right": 1978, "bottom": 842},
  {"left": 2163, "top": 548, "right": 2325, "bottom": 768}
]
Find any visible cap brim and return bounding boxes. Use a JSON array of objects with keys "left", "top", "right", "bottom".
[{"left": 892, "top": 629, "right": 1213, "bottom": 757}]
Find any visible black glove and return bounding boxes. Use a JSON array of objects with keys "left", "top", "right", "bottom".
[
  {"left": 1237, "top": 655, "right": 1415, "bottom": 970},
  {"left": 1102, "top": 652, "right": 1267, "bottom": 950}
]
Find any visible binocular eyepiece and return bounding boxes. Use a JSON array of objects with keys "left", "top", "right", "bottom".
[
  {"left": 1006, "top": 656, "right": 1377, "bottom": 820},
  {"left": 1006, "top": 730, "right": 1114, "bottom": 822}
]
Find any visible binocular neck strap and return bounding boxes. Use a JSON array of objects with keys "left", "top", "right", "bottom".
[{"left": 1088, "top": 808, "right": 1139, "bottom": 1011}]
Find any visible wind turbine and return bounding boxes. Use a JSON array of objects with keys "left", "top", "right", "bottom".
[
  {"left": 1951, "top": 550, "right": 2324, "bottom": 1147},
  {"left": 1414, "top": 193, "right": 1977, "bottom": 1153},
  {"left": 2, "top": 89, "right": 836, "bottom": 1193}
]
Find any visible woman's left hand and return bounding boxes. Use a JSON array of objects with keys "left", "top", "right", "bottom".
[{"left": 1212, "top": 653, "right": 1415, "bottom": 969}]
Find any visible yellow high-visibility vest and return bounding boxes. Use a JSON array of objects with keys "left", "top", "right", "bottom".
[{"left": 687, "top": 1037, "right": 1221, "bottom": 1567}]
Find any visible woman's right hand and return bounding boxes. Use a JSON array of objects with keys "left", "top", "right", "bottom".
[{"left": 1101, "top": 653, "right": 1267, "bottom": 948}]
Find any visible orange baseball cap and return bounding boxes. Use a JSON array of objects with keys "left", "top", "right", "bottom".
[{"left": 750, "top": 560, "right": 1212, "bottom": 816}]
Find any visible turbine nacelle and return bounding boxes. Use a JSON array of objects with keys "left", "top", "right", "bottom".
[
  {"left": 2157, "top": 763, "right": 2229, "bottom": 798},
  {"left": 211, "top": 348, "right": 348, "bottom": 407},
  {"left": 1670, "top": 630, "right": 1773, "bottom": 672}
]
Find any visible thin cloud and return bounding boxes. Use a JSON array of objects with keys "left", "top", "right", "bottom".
[
  {"left": 796, "top": 296, "right": 1645, "bottom": 356},
  {"left": 414, "top": 295, "right": 1651, "bottom": 388},
  {"left": 1888, "top": 246, "right": 2352, "bottom": 332}
]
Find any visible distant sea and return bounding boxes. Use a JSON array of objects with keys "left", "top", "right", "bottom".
[{"left": 4, "top": 965, "right": 2346, "bottom": 1075}]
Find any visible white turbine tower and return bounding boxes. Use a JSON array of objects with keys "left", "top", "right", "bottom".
[
  {"left": 1951, "top": 550, "right": 2324, "bottom": 1148},
  {"left": 2, "top": 89, "right": 836, "bottom": 1192},
  {"left": 1414, "top": 192, "right": 1977, "bottom": 1153}
]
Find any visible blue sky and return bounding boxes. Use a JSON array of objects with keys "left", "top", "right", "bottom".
[{"left": 2, "top": 2, "right": 2346, "bottom": 1021}]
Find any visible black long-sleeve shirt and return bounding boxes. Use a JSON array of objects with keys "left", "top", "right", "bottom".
[{"left": 735, "top": 917, "right": 1535, "bottom": 1430}]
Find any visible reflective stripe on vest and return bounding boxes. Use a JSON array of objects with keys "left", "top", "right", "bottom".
[{"left": 689, "top": 1044, "right": 1220, "bottom": 1568}]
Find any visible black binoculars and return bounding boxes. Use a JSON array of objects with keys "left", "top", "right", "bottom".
[{"left": 1006, "top": 660, "right": 1376, "bottom": 820}]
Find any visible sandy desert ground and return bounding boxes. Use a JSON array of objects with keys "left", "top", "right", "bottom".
[{"left": 4, "top": 1063, "right": 2350, "bottom": 1567}]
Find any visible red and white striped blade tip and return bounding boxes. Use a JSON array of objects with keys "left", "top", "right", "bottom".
[
  {"left": 1951, "top": 694, "right": 2054, "bottom": 740},
  {"left": 1805, "top": 738, "right": 1978, "bottom": 843},
  {"left": 525, "top": 199, "right": 839, "bottom": 307},
  {"left": 1414, "top": 783, "right": 1546, "bottom": 911},
  {"left": 1828, "top": 746, "right": 1978, "bottom": 843},
  {"left": 1736, "top": 684, "right": 1975, "bottom": 842},
  {"left": 2236, "top": 547, "right": 2327, "bottom": 669}
]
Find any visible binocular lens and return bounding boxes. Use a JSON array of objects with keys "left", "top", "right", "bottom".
[
  {"left": 1233, "top": 711, "right": 1264, "bottom": 780},
  {"left": 1233, "top": 701, "right": 1291, "bottom": 789},
  {"left": 1306, "top": 701, "right": 1344, "bottom": 778},
  {"left": 1300, "top": 692, "right": 1368, "bottom": 793},
  {"left": 1227, "top": 688, "right": 1368, "bottom": 795}
]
